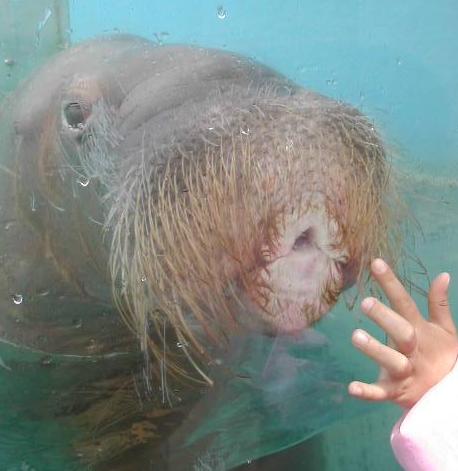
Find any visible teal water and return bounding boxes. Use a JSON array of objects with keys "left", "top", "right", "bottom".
[{"left": 1, "top": 1, "right": 458, "bottom": 470}]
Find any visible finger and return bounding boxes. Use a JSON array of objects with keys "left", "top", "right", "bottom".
[
  {"left": 371, "top": 259, "right": 422, "bottom": 325},
  {"left": 428, "top": 273, "right": 456, "bottom": 334},
  {"left": 361, "top": 298, "right": 417, "bottom": 355},
  {"left": 352, "top": 329, "right": 413, "bottom": 377},
  {"left": 348, "top": 381, "right": 390, "bottom": 402}
]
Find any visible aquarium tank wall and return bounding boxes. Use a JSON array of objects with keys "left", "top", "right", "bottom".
[{"left": 0, "top": 0, "right": 457, "bottom": 470}]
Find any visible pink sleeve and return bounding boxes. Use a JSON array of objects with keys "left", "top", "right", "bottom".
[{"left": 391, "top": 360, "right": 458, "bottom": 470}]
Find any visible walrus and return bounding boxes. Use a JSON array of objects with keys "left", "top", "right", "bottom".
[{"left": 0, "top": 34, "right": 403, "bottom": 467}]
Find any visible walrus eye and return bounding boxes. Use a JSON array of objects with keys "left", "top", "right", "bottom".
[
  {"left": 293, "top": 228, "right": 315, "bottom": 251},
  {"left": 64, "top": 102, "right": 86, "bottom": 129}
]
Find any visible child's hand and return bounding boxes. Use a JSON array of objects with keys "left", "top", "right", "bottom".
[{"left": 348, "top": 258, "right": 458, "bottom": 409}]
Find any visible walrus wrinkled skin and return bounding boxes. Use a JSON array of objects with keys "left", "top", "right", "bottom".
[{"left": 0, "top": 34, "right": 403, "bottom": 467}]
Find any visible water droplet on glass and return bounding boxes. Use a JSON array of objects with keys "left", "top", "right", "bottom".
[
  {"left": 12, "top": 294, "right": 23, "bottom": 305},
  {"left": 332, "top": 393, "right": 345, "bottom": 404},
  {"left": 40, "top": 355, "right": 53, "bottom": 367},
  {"left": 87, "top": 339, "right": 97, "bottom": 353},
  {"left": 217, "top": 6, "right": 228, "bottom": 19},
  {"left": 153, "top": 31, "right": 170, "bottom": 46},
  {"left": 37, "top": 8, "right": 52, "bottom": 33},
  {"left": 154, "top": 34, "right": 163, "bottom": 45},
  {"left": 78, "top": 176, "right": 90, "bottom": 187},
  {"left": 326, "top": 78, "right": 337, "bottom": 86},
  {"left": 30, "top": 193, "right": 37, "bottom": 212},
  {"left": 72, "top": 318, "right": 83, "bottom": 329},
  {"left": 20, "top": 462, "right": 35, "bottom": 471},
  {"left": 37, "top": 335, "right": 48, "bottom": 344}
]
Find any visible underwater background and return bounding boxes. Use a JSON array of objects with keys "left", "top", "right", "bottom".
[{"left": 1, "top": 0, "right": 457, "bottom": 469}]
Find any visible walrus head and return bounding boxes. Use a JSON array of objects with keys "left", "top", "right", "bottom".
[{"left": 11, "top": 35, "right": 404, "bottom": 381}]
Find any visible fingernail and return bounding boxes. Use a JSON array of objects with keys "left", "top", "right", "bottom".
[
  {"left": 349, "top": 383, "right": 363, "bottom": 396},
  {"left": 441, "top": 272, "right": 451, "bottom": 288},
  {"left": 372, "top": 258, "right": 387, "bottom": 274},
  {"left": 361, "top": 297, "right": 376, "bottom": 312},
  {"left": 353, "top": 330, "right": 369, "bottom": 346}
]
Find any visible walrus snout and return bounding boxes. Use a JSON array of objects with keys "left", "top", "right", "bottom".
[{"left": 2, "top": 35, "right": 404, "bottom": 387}]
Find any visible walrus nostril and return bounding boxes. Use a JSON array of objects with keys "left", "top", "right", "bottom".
[
  {"left": 340, "top": 259, "right": 359, "bottom": 290},
  {"left": 292, "top": 228, "right": 315, "bottom": 251},
  {"left": 64, "top": 102, "right": 86, "bottom": 128}
]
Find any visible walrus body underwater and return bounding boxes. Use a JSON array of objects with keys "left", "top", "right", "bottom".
[{"left": 0, "top": 35, "right": 402, "bottom": 467}]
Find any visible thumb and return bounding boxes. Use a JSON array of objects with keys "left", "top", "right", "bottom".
[{"left": 428, "top": 273, "right": 455, "bottom": 334}]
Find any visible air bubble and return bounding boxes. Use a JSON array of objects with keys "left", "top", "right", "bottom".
[
  {"left": 4, "top": 58, "right": 15, "bottom": 66},
  {"left": 12, "top": 294, "right": 23, "bottom": 305},
  {"left": 396, "top": 57, "right": 402, "bottom": 66},
  {"left": 217, "top": 6, "right": 228, "bottom": 19}
]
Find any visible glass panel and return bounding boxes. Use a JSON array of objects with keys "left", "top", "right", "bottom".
[{"left": 1, "top": 1, "right": 457, "bottom": 470}]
